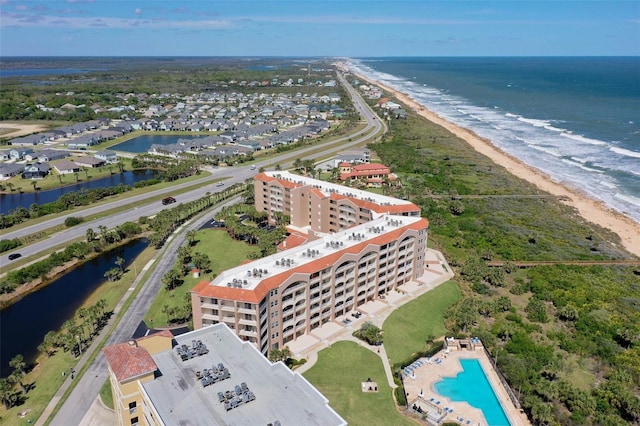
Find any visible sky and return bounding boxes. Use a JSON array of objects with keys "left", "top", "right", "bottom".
[{"left": 1, "top": 1, "right": 639, "bottom": 57}]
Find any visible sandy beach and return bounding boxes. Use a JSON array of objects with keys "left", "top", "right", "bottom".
[{"left": 354, "top": 74, "right": 640, "bottom": 258}]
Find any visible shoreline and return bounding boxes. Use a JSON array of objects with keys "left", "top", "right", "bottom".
[{"left": 354, "top": 72, "right": 640, "bottom": 258}]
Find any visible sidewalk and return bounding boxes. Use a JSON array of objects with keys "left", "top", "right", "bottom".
[
  {"left": 293, "top": 248, "right": 455, "bottom": 393},
  {"left": 34, "top": 258, "right": 155, "bottom": 426}
]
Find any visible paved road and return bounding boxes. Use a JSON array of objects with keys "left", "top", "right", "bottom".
[
  {"left": 47, "top": 197, "right": 240, "bottom": 426},
  {"left": 43, "top": 71, "right": 384, "bottom": 425},
  {"left": 2, "top": 71, "right": 382, "bottom": 266}
]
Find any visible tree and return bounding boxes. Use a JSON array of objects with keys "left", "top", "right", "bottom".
[
  {"left": 31, "top": 180, "right": 38, "bottom": 191},
  {"left": 450, "top": 298, "right": 479, "bottom": 333},
  {"left": 268, "top": 346, "right": 292, "bottom": 363},
  {"left": 192, "top": 252, "right": 212, "bottom": 273},
  {"left": 115, "top": 256, "right": 125, "bottom": 273},
  {"left": 9, "top": 354, "right": 26, "bottom": 376},
  {"left": 104, "top": 267, "right": 121, "bottom": 282},
  {"left": 0, "top": 378, "right": 16, "bottom": 409},
  {"left": 163, "top": 268, "right": 183, "bottom": 290},
  {"left": 185, "top": 230, "right": 198, "bottom": 247},
  {"left": 86, "top": 227, "right": 96, "bottom": 243},
  {"left": 98, "top": 225, "right": 108, "bottom": 244},
  {"left": 353, "top": 321, "right": 383, "bottom": 345}
]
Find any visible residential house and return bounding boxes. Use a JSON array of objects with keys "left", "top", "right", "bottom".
[
  {"left": 53, "top": 160, "right": 81, "bottom": 175},
  {"left": 94, "top": 151, "right": 118, "bottom": 164},
  {"left": 22, "top": 162, "right": 51, "bottom": 179},
  {"left": 75, "top": 156, "right": 105, "bottom": 168},
  {"left": 339, "top": 163, "right": 395, "bottom": 188},
  {"left": 9, "top": 148, "right": 35, "bottom": 160},
  {"left": 0, "top": 164, "right": 24, "bottom": 178}
]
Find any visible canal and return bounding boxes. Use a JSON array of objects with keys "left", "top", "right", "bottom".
[
  {"left": 0, "top": 169, "right": 158, "bottom": 214},
  {"left": 0, "top": 238, "right": 148, "bottom": 376}
]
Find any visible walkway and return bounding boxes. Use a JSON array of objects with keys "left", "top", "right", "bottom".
[{"left": 292, "top": 248, "right": 454, "bottom": 393}]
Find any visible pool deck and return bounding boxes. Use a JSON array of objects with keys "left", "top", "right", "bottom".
[
  {"left": 403, "top": 347, "right": 530, "bottom": 426},
  {"left": 288, "top": 248, "right": 530, "bottom": 426}
]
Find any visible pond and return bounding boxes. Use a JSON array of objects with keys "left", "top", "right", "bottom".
[
  {"left": 0, "top": 238, "right": 148, "bottom": 376},
  {"left": 0, "top": 169, "right": 158, "bottom": 214},
  {"left": 111, "top": 134, "right": 211, "bottom": 153}
]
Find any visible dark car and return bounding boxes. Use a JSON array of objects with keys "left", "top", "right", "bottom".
[
  {"left": 162, "top": 196, "right": 176, "bottom": 205},
  {"left": 8, "top": 253, "right": 22, "bottom": 261}
]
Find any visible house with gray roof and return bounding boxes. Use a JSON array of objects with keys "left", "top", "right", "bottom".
[
  {"left": 22, "top": 162, "right": 50, "bottom": 179},
  {"left": 94, "top": 151, "right": 118, "bottom": 163},
  {"left": 9, "top": 148, "right": 35, "bottom": 160},
  {"left": 0, "top": 163, "right": 24, "bottom": 178},
  {"left": 53, "top": 160, "right": 81, "bottom": 175}
]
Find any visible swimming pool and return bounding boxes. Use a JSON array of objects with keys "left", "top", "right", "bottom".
[{"left": 434, "top": 359, "right": 510, "bottom": 426}]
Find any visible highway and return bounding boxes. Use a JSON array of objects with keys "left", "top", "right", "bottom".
[
  {"left": 2, "top": 71, "right": 383, "bottom": 266},
  {"left": 43, "top": 71, "right": 385, "bottom": 425}
]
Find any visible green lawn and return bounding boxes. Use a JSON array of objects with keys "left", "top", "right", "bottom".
[
  {"left": 383, "top": 281, "right": 461, "bottom": 365},
  {"left": 144, "top": 228, "right": 260, "bottom": 326},
  {"left": 303, "top": 341, "right": 416, "bottom": 426}
]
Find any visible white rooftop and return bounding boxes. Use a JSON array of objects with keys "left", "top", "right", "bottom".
[
  {"left": 210, "top": 214, "right": 424, "bottom": 291},
  {"left": 264, "top": 170, "right": 414, "bottom": 208},
  {"left": 143, "top": 324, "right": 346, "bottom": 426}
]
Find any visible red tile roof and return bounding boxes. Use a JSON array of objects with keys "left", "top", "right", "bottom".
[
  {"left": 277, "top": 232, "right": 308, "bottom": 251},
  {"left": 103, "top": 342, "right": 157, "bottom": 382},
  {"left": 193, "top": 218, "right": 428, "bottom": 304}
]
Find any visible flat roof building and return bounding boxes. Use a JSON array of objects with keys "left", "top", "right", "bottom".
[
  {"left": 192, "top": 213, "right": 428, "bottom": 355},
  {"left": 254, "top": 170, "right": 420, "bottom": 235},
  {"left": 103, "top": 323, "right": 346, "bottom": 426}
]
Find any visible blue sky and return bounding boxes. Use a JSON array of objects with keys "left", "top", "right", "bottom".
[{"left": 1, "top": 1, "right": 639, "bottom": 57}]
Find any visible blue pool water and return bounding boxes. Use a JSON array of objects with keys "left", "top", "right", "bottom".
[{"left": 434, "top": 359, "right": 510, "bottom": 426}]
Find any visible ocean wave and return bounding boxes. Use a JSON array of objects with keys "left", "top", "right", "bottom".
[
  {"left": 614, "top": 192, "right": 640, "bottom": 208},
  {"left": 561, "top": 158, "right": 604, "bottom": 173},
  {"left": 610, "top": 146, "right": 640, "bottom": 159},
  {"left": 347, "top": 58, "right": 640, "bottom": 223},
  {"left": 560, "top": 132, "right": 608, "bottom": 146},
  {"left": 600, "top": 180, "right": 618, "bottom": 189}
]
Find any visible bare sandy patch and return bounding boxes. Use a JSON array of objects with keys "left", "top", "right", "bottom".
[{"left": 0, "top": 121, "right": 49, "bottom": 138}]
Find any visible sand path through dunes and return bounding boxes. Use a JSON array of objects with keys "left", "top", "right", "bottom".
[{"left": 354, "top": 74, "right": 640, "bottom": 257}]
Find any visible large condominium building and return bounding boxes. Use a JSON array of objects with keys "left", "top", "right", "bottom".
[
  {"left": 192, "top": 213, "right": 428, "bottom": 355},
  {"left": 254, "top": 170, "right": 420, "bottom": 234},
  {"left": 102, "top": 323, "right": 346, "bottom": 426}
]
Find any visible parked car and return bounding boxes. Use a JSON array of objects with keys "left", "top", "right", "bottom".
[
  {"left": 8, "top": 253, "right": 22, "bottom": 261},
  {"left": 162, "top": 196, "right": 176, "bottom": 205}
]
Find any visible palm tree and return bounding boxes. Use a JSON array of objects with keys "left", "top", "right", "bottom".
[
  {"left": 74, "top": 172, "right": 80, "bottom": 182},
  {"left": 185, "top": 230, "right": 197, "bottom": 247},
  {"left": 31, "top": 180, "right": 37, "bottom": 191},
  {"left": 0, "top": 378, "right": 15, "bottom": 409},
  {"left": 9, "top": 354, "right": 26, "bottom": 376},
  {"left": 6, "top": 182, "right": 15, "bottom": 192},
  {"left": 86, "top": 227, "right": 96, "bottom": 243},
  {"left": 115, "top": 256, "right": 125, "bottom": 272}
]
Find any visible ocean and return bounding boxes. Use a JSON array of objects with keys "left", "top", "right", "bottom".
[{"left": 347, "top": 57, "right": 640, "bottom": 224}]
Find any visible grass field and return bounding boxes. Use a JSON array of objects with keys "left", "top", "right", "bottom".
[
  {"left": 383, "top": 281, "right": 461, "bottom": 365},
  {"left": 303, "top": 341, "right": 417, "bottom": 426},
  {"left": 144, "top": 228, "right": 260, "bottom": 326}
]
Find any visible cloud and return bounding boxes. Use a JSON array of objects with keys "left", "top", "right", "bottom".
[
  {"left": 1, "top": 12, "right": 234, "bottom": 29},
  {"left": 134, "top": 8, "right": 142, "bottom": 15}
]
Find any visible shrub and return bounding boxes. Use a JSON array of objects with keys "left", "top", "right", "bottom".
[
  {"left": 64, "top": 216, "right": 84, "bottom": 227},
  {"left": 0, "top": 238, "right": 22, "bottom": 253}
]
